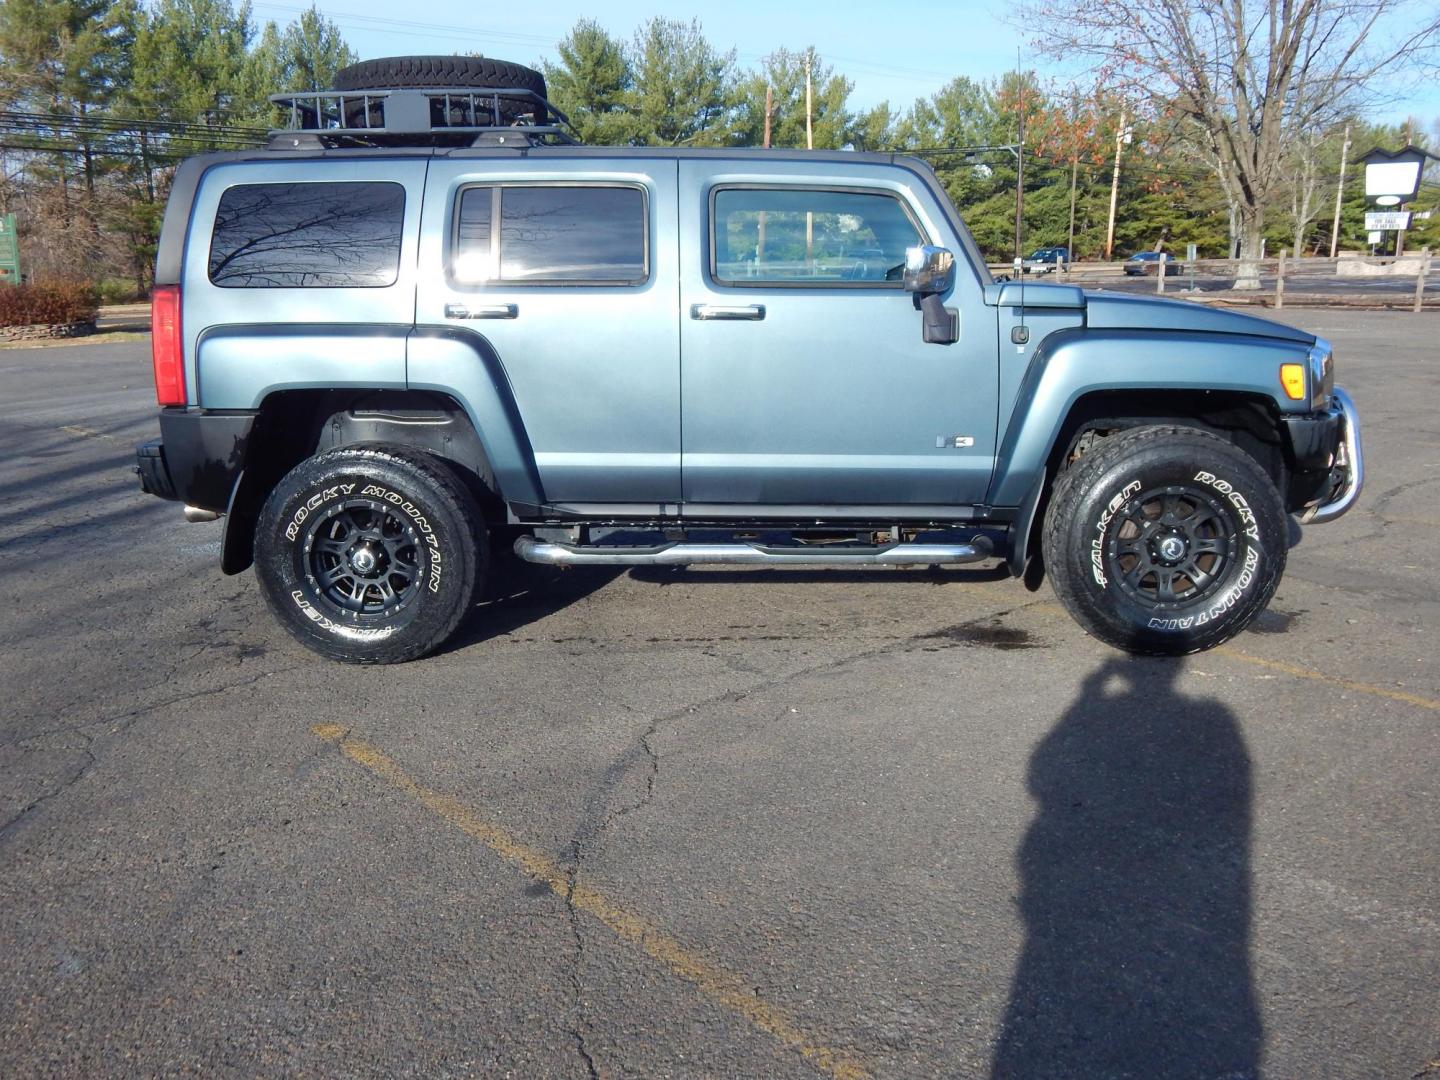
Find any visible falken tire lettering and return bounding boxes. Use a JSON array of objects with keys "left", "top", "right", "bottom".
[
  {"left": 1091, "top": 479, "right": 1143, "bottom": 587},
  {"left": 288, "top": 589, "right": 399, "bottom": 640}
]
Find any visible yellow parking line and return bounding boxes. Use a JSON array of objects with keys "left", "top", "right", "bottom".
[
  {"left": 1216, "top": 648, "right": 1440, "bottom": 711},
  {"left": 311, "top": 723, "right": 870, "bottom": 1080},
  {"left": 60, "top": 424, "right": 117, "bottom": 441}
]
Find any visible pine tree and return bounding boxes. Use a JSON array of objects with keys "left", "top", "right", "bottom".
[
  {"left": 627, "top": 18, "right": 735, "bottom": 147},
  {"left": 542, "top": 19, "right": 634, "bottom": 145}
]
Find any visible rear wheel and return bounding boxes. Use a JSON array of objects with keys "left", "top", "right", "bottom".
[
  {"left": 254, "top": 445, "right": 485, "bottom": 663},
  {"left": 1042, "top": 425, "right": 1286, "bottom": 655}
]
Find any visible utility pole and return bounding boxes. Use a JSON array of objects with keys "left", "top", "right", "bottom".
[
  {"left": 1014, "top": 65, "right": 1025, "bottom": 274},
  {"left": 805, "top": 53, "right": 814, "bottom": 267},
  {"left": 804, "top": 53, "right": 813, "bottom": 150},
  {"left": 758, "top": 84, "right": 773, "bottom": 268},
  {"left": 1104, "top": 106, "right": 1127, "bottom": 261},
  {"left": 1066, "top": 92, "right": 1080, "bottom": 268},
  {"left": 1329, "top": 123, "right": 1351, "bottom": 258},
  {"left": 1397, "top": 121, "right": 1413, "bottom": 257}
]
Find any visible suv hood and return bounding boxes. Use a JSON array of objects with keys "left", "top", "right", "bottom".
[
  {"left": 1085, "top": 290, "right": 1315, "bottom": 344},
  {"left": 984, "top": 282, "right": 1315, "bottom": 345}
]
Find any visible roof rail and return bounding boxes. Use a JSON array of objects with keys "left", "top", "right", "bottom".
[{"left": 267, "top": 87, "right": 578, "bottom": 148}]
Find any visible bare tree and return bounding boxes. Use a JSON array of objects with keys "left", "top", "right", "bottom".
[
  {"left": 1284, "top": 129, "right": 1325, "bottom": 256},
  {"left": 1017, "top": 0, "right": 1440, "bottom": 286}
]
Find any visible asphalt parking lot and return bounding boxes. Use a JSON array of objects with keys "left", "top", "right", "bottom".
[{"left": 2, "top": 309, "right": 1437, "bottom": 1078}]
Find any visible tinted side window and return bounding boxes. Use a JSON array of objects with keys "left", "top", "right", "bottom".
[
  {"left": 452, "top": 185, "right": 647, "bottom": 285},
  {"left": 712, "top": 188, "right": 922, "bottom": 286},
  {"left": 209, "top": 182, "right": 405, "bottom": 288}
]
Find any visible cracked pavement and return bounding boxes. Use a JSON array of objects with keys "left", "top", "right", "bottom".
[{"left": 3, "top": 312, "right": 1440, "bottom": 1078}]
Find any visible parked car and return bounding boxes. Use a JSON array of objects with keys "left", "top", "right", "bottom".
[
  {"left": 1124, "top": 250, "right": 1170, "bottom": 275},
  {"left": 134, "top": 55, "right": 1362, "bottom": 663},
  {"left": 1023, "top": 247, "right": 1070, "bottom": 274}
]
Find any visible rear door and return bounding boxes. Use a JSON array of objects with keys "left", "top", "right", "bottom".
[
  {"left": 677, "top": 160, "right": 999, "bottom": 513},
  {"left": 415, "top": 158, "right": 680, "bottom": 507}
]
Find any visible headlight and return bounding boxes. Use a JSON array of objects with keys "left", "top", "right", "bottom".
[{"left": 1308, "top": 338, "right": 1333, "bottom": 410}]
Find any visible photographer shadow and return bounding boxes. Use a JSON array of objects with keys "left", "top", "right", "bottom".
[{"left": 992, "top": 656, "right": 1260, "bottom": 1079}]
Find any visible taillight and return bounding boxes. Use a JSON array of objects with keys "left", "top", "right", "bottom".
[{"left": 151, "top": 284, "right": 185, "bottom": 406}]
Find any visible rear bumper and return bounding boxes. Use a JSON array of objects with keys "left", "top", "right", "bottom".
[
  {"left": 135, "top": 439, "right": 176, "bottom": 501},
  {"left": 134, "top": 408, "right": 255, "bottom": 512}
]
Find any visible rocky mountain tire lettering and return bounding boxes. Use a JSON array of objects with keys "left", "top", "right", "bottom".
[
  {"left": 1091, "top": 479, "right": 1143, "bottom": 587},
  {"left": 1194, "top": 471, "right": 1261, "bottom": 541},
  {"left": 285, "top": 483, "right": 356, "bottom": 541}
]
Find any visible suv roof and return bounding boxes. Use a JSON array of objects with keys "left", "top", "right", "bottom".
[{"left": 154, "top": 145, "right": 973, "bottom": 286}]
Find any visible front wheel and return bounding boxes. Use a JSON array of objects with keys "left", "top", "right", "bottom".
[
  {"left": 1042, "top": 425, "right": 1286, "bottom": 655},
  {"left": 254, "top": 445, "right": 486, "bottom": 663}
]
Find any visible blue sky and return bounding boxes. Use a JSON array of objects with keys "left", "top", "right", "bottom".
[{"left": 251, "top": 0, "right": 1440, "bottom": 128}]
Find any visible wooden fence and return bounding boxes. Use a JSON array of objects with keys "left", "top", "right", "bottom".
[{"left": 987, "top": 251, "right": 1435, "bottom": 312}]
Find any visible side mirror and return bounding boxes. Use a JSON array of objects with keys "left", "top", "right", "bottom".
[
  {"left": 903, "top": 246, "right": 959, "bottom": 345},
  {"left": 903, "top": 245, "right": 955, "bottom": 295}
]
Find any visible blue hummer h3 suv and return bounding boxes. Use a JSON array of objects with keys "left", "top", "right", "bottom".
[{"left": 135, "top": 56, "right": 1362, "bottom": 663}]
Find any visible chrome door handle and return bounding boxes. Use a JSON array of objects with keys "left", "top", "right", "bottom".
[
  {"left": 445, "top": 303, "right": 517, "bottom": 319},
  {"left": 690, "top": 303, "right": 766, "bottom": 321}
]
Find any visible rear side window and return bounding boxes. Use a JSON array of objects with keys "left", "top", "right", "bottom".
[
  {"left": 711, "top": 187, "right": 922, "bottom": 286},
  {"left": 452, "top": 184, "right": 647, "bottom": 285},
  {"left": 209, "top": 181, "right": 405, "bottom": 288}
]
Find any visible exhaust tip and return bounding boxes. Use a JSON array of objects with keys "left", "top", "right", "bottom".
[{"left": 183, "top": 505, "right": 222, "bottom": 523}]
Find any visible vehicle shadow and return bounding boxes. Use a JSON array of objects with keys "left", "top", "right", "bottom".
[
  {"left": 991, "top": 656, "right": 1260, "bottom": 1079},
  {"left": 442, "top": 555, "right": 623, "bottom": 653}
]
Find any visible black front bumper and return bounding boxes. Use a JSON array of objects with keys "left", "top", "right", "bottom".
[
  {"left": 134, "top": 409, "right": 256, "bottom": 512},
  {"left": 1280, "top": 390, "right": 1362, "bottom": 519}
]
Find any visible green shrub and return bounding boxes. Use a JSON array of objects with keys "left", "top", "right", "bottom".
[
  {"left": 0, "top": 280, "right": 101, "bottom": 327},
  {"left": 97, "top": 278, "right": 144, "bottom": 305}
]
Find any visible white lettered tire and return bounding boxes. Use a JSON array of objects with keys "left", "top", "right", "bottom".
[
  {"left": 254, "top": 445, "right": 485, "bottom": 663},
  {"left": 1041, "top": 425, "right": 1286, "bottom": 655}
]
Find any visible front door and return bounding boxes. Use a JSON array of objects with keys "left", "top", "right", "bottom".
[{"left": 677, "top": 163, "right": 998, "bottom": 512}]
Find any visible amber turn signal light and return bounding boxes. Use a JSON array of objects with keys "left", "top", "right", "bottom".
[{"left": 1279, "top": 363, "right": 1306, "bottom": 401}]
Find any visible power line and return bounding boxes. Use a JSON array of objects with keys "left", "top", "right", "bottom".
[
  {"left": 0, "top": 109, "right": 267, "bottom": 139},
  {"left": 249, "top": 2, "right": 560, "bottom": 49},
  {"left": 247, "top": 4, "right": 971, "bottom": 90}
]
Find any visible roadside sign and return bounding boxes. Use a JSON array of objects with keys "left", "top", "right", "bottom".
[
  {"left": 1365, "top": 211, "right": 1412, "bottom": 231},
  {"left": 0, "top": 213, "right": 19, "bottom": 283}
]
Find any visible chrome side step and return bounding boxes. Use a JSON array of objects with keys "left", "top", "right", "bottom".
[{"left": 514, "top": 536, "right": 994, "bottom": 567}]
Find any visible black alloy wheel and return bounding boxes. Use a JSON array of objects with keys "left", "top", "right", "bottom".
[
  {"left": 303, "top": 498, "right": 425, "bottom": 616},
  {"left": 1104, "top": 485, "right": 1239, "bottom": 607},
  {"left": 254, "top": 444, "right": 486, "bottom": 664},
  {"left": 1041, "top": 425, "right": 1286, "bottom": 655}
]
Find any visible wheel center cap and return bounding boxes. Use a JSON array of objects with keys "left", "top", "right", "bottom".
[
  {"left": 1158, "top": 535, "right": 1187, "bottom": 562},
  {"left": 350, "top": 546, "right": 380, "bottom": 574}
]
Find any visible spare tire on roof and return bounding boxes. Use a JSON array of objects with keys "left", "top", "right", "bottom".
[
  {"left": 332, "top": 55, "right": 546, "bottom": 97},
  {"left": 331, "top": 56, "right": 549, "bottom": 130}
]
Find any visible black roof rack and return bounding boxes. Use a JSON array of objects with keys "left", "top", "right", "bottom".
[{"left": 266, "top": 87, "right": 578, "bottom": 149}]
